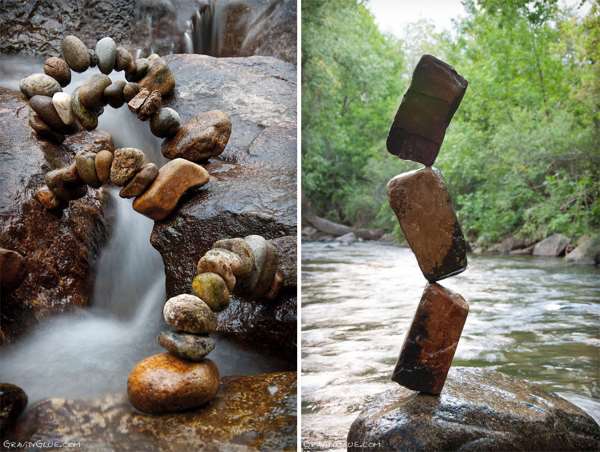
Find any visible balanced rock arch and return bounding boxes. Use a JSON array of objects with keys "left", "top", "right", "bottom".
[{"left": 20, "top": 34, "right": 232, "bottom": 221}]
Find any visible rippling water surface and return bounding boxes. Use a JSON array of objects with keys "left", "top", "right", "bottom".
[{"left": 301, "top": 241, "right": 600, "bottom": 449}]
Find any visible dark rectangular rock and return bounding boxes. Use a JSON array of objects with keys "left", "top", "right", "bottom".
[
  {"left": 387, "top": 167, "right": 467, "bottom": 282},
  {"left": 392, "top": 283, "right": 469, "bottom": 395},
  {"left": 387, "top": 54, "right": 468, "bottom": 166}
]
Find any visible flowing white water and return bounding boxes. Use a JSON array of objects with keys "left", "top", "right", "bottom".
[{"left": 0, "top": 60, "right": 287, "bottom": 403}]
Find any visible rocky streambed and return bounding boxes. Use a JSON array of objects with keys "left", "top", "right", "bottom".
[{"left": 0, "top": 47, "right": 296, "bottom": 446}]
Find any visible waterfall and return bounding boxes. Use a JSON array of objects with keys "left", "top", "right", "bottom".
[{"left": 0, "top": 63, "right": 286, "bottom": 403}]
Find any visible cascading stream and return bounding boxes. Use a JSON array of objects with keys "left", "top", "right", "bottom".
[{"left": 0, "top": 61, "right": 286, "bottom": 403}]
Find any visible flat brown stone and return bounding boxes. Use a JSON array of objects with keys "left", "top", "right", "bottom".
[
  {"left": 132, "top": 158, "right": 209, "bottom": 220},
  {"left": 387, "top": 55, "right": 467, "bottom": 166},
  {"left": 392, "top": 283, "right": 468, "bottom": 395},
  {"left": 388, "top": 167, "right": 467, "bottom": 282},
  {"left": 127, "top": 88, "right": 150, "bottom": 114}
]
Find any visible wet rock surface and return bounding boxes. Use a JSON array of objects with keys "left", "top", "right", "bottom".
[
  {"left": 158, "top": 331, "right": 216, "bottom": 362},
  {"left": 0, "top": 383, "right": 28, "bottom": 436},
  {"left": 565, "top": 234, "right": 600, "bottom": 265},
  {"left": 388, "top": 167, "right": 467, "bottom": 282},
  {"left": 10, "top": 372, "right": 296, "bottom": 450},
  {"left": 0, "top": 87, "right": 110, "bottom": 343},
  {"left": 150, "top": 54, "right": 297, "bottom": 361},
  {"left": 533, "top": 233, "right": 571, "bottom": 257},
  {"left": 347, "top": 367, "right": 600, "bottom": 452}
]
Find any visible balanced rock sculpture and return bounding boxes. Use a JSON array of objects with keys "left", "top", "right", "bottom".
[
  {"left": 21, "top": 34, "right": 232, "bottom": 222},
  {"left": 387, "top": 54, "right": 469, "bottom": 395}
]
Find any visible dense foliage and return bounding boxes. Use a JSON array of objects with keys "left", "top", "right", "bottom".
[{"left": 302, "top": 0, "right": 599, "bottom": 245}]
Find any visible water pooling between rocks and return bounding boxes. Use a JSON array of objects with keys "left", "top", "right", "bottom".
[
  {"left": 301, "top": 241, "right": 600, "bottom": 449},
  {"left": 0, "top": 59, "right": 288, "bottom": 404}
]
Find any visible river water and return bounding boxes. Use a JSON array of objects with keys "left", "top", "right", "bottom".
[
  {"left": 301, "top": 240, "right": 600, "bottom": 448},
  {"left": 0, "top": 59, "right": 285, "bottom": 403}
]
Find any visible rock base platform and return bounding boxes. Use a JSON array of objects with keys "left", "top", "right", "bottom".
[{"left": 348, "top": 367, "right": 600, "bottom": 451}]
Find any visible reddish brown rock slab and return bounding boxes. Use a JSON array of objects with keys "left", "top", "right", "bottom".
[
  {"left": 127, "top": 353, "right": 220, "bottom": 415},
  {"left": 392, "top": 283, "right": 468, "bottom": 395},
  {"left": 133, "top": 158, "right": 209, "bottom": 221},
  {"left": 8, "top": 372, "right": 296, "bottom": 450},
  {"left": 388, "top": 167, "right": 467, "bottom": 282},
  {"left": 387, "top": 54, "right": 468, "bottom": 166}
]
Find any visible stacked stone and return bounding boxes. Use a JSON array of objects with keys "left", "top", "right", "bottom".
[
  {"left": 127, "top": 235, "right": 283, "bottom": 415},
  {"left": 21, "top": 34, "right": 231, "bottom": 167},
  {"left": 35, "top": 145, "right": 209, "bottom": 221},
  {"left": 386, "top": 55, "right": 470, "bottom": 395}
]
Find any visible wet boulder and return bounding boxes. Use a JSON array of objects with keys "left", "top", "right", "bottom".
[
  {"left": 565, "top": 235, "right": 600, "bottom": 265},
  {"left": 150, "top": 54, "right": 296, "bottom": 361},
  {"left": 10, "top": 372, "right": 296, "bottom": 450},
  {"left": 0, "top": 87, "right": 111, "bottom": 344},
  {"left": 533, "top": 233, "right": 571, "bottom": 257},
  {"left": 347, "top": 367, "right": 600, "bottom": 452},
  {"left": 0, "top": 383, "right": 28, "bottom": 436}
]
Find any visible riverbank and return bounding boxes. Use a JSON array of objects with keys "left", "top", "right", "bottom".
[{"left": 301, "top": 241, "right": 600, "bottom": 449}]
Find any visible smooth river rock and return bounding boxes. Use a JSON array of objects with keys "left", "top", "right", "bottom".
[
  {"left": 61, "top": 35, "right": 90, "bottom": 72},
  {"left": 95, "top": 150, "right": 113, "bottom": 184},
  {"left": 158, "top": 331, "right": 216, "bottom": 362},
  {"left": 19, "top": 73, "right": 62, "bottom": 99},
  {"left": 122, "top": 82, "right": 140, "bottom": 102},
  {"left": 0, "top": 87, "right": 111, "bottom": 343},
  {"left": 43, "top": 57, "right": 71, "bottom": 87},
  {"left": 133, "top": 158, "right": 209, "bottom": 221},
  {"left": 29, "top": 95, "right": 72, "bottom": 134},
  {"left": 103, "top": 80, "right": 126, "bottom": 108},
  {"left": 163, "top": 294, "right": 217, "bottom": 334},
  {"left": 51, "top": 92, "right": 74, "bottom": 126},
  {"left": 28, "top": 111, "right": 65, "bottom": 143},
  {"left": 79, "top": 74, "right": 111, "bottom": 112},
  {"left": 387, "top": 54, "right": 468, "bottom": 166},
  {"left": 212, "top": 237, "right": 255, "bottom": 277},
  {"left": 392, "top": 283, "right": 469, "bottom": 395},
  {"left": 348, "top": 367, "right": 600, "bottom": 452},
  {"left": 115, "top": 46, "right": 133, "bottom": 72},
  {"left": 71, "top": 88, "right": 98, "bottom": 131},
  {"left": 149, "top": 107, "right": 181, "bottom": 138},
  {"left": 9, "top": 372, "right": 296, "bottom": 450},
  {"left": 75, "top": 151, "right": 100, "bottom": 187},
  {"left": 110, "top": 147, "right": 145, "bottom": 186},
  {"left": 95, "top": 36, "right": 117, "bottom": 74},
  {"left": 161, "top": 110, "right": 232, "bottom": 162},
  {"left": 565, "top": 234, "right": 600, "bottom": 265},
  {"left": 0, "top": 248, "right": 26, "bottom": 289},
  {"left": 138, "top": 57, "right": 175, "bottom": 96},
  {"left": 150, "top": 55, "right": 297, "bottom": 361},
  {"left": 119, "top": 162, "right": 158, "bottom": 198},
  {"left": 388, "top": 167, "right": 467, "bottom": 282},
  {"left": 191, "top": 272, "right": 230, "bottom": 312},
  {"left": 127, "top": 353, "right": 219, "bottom": 414},
  {"left": 0, "top": 383, "right": 28, "bottom": 436},
  {"left": 196, "top": 248, "right": 240, "bottom": 291}
]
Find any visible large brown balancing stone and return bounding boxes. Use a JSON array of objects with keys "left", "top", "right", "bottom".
[
  {"left": 387, "top": 54, "right": 468, "bottom": 166},
  {"left": 388, "top": 167, "right": 467, "bottom": 282},
  {"left": 392, "top": 283, "right": 468, "bottom": 395}
]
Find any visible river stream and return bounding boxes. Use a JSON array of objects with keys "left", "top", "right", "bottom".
[{"left": 301, "top": 240, "right": 600, "bottom": 448}]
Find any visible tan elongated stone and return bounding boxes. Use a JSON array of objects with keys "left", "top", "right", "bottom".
[
  {"left": 392, "top": 283, "right": 468, "bottom": 395},
  {"left": 387, "top": 167, "right": 467, "bottom": 282},
  {"left": 132, "top": 158, "right": 209, "bottom": 220},
  {"left": 387, "top": 54, "right": 468, "bottom": 166}
]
